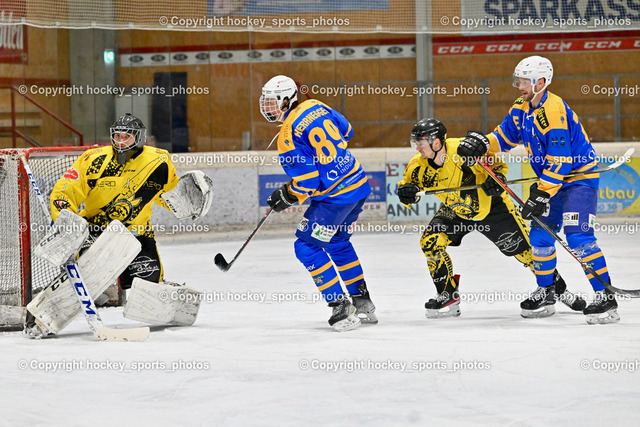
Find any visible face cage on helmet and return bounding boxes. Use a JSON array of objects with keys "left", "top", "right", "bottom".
[
  {"left": 259, "top": 95, "right": 283, "bottom": 122},
  {"left": 110, "top": 126, "right": 143, "bottom": 152},
  {"left": 410, "top": 134, "right": 437, "bottom": 150}
]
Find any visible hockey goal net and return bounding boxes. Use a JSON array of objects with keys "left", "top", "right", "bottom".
[{"left": 0, "top": 146, "right": 91, "bottom": 331}]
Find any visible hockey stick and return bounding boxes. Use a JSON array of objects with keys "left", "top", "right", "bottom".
[
  {"left": 478, "top": 158, "right": 640, "bottom": 297},
  {"left": 19, "top": 153, "right": 150, "bottom": 341},
  {"left": 215, "top": 208, "right": 274, "bottom": 272},
  {"left": 416, "top": 148, "right": 634, "bottom": 197},
  {"left": 265, "top": 129, "right": 281, "bottom": 150}
]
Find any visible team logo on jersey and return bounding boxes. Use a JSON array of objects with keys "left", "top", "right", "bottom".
[
  {"left": 63, "top": 168, "right": 79, "bottom": 181},
  {"left": 536, "top": 108, "right": 549, "bottom": 129},
  {"left": 106, "top": 195, "right": 141, "bottom": 223},
  {"left": 563, "top": 212, "right": 580, "bottom": 226},
  {"left": 513, "top": 97, "right": 524, "bottom": 105},
  {"left": 53, "top": 199, "right": 70, "bottom": 210},
  {"left": 297, "top": 218, "right": 309, "bottom": 232},
  {"left": 106, "top": 199, "right": 134, "bottom": 223}
]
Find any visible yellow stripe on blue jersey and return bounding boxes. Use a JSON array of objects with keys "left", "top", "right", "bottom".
[
  {"left": 489, "top": 91, "right": 598, "bottom": 197},
  {"left": 278, "top": 99, "right": 370, "bottom": 204}
]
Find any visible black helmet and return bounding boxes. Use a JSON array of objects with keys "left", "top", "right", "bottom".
[
  {"left": 410, "top": 118, "right": 447, "bottom": 149},
  {"left": 110, "top": 113, "right": 146, "bottom": 165}
]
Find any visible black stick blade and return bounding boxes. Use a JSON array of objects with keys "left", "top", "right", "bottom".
[{"left": 214, "top": 253, "right": 230, "bottom": 272}]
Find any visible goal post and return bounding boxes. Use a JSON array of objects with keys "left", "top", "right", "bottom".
[{"left": 0, "top": 146, "right": 91, "bottom": 331}]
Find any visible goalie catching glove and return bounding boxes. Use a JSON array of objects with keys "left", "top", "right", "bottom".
[{"left": 161, "top": 170, "right": 213, "bottom": 220}]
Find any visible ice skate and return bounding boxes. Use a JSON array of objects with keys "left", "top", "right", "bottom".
[
  {"left": 424, "top": 274, "right": 460, "bottom": 319},
  {"left": 351, "top": 282, "right": 378, "bottom": 324},
  {"left": 425, "top": 275, "right": 460, "bottom": 318},
  {"left": 521, "top": 285, "right": 556, "bottom": 318},
  {"left": 584, "top": 288, "right": 620, "bottom": 325},
  {"left": 23, "top": 318, "right": 53, "bottom": 340},
  {"left": 425, "top": 291, "right": 460, "bottom": 318},
  {"left": 553, "top": 271, "right": 587, "bottom": 311},
  {"left": 328, "top": 295, "right": 361, "bottom": 332}
]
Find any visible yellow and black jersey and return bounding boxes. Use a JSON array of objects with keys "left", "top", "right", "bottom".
[
  {"left": 50, "top": 145, "right": 179, "bottom": 237},
  {"left": 398, "top": 138, "right": 509, "bottom": 221}
]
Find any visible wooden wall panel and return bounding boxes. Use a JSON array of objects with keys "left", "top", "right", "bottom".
[
  {"left": 0, "top": 28, "right": 72, "bottom": 148},
  {"left": 432, "top": 50, "right": 640, "bottom": 142}
]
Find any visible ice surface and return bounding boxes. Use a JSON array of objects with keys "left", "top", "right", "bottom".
[{"left": 2, "top": 229, "right": 640, "bottom": 426}]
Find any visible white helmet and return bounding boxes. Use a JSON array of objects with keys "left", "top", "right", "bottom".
[
  {"left": 513, "top": 55, "right": 553, "bottom": 96},
  {"left": 259, "top": 75, "right": 298, "bottom": 122}
]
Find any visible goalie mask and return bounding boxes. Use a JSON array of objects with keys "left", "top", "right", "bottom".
[
  {"left": 410, "top": 118, "right": 447, "bottom": 150},
  {"left": 110, "top": 113, "right": 146, "bottom": 165},
  {"left": 260, "top": 75, "right": 298, "bottom": 122}
]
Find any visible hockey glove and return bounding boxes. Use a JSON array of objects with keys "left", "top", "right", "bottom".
[
  {"left": 458, "top": 130, "right": 490, "bottom": 167},
  {"left": 481, "top": 172, "right": 506, "bottom": 197},
  {"left": 267, "top": 184, "right": 297, "bottom": 212},
  {"left": 521, "top": 185, "right": 550, "bottom": 219},
  {"left": 397, "top": 183, "right": 421, "bottom": 205}
]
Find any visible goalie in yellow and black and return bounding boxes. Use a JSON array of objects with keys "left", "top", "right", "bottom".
[
  {"left": 396, "top": 118, "right": 585, "bottom": 318},
  {"left": 25, "top": 113, "right": 213, "bottom": 339}
]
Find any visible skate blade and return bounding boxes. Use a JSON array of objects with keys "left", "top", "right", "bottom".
[
  {"left": 356, "top": 310, "right": 378, "bottom": 324},
  {"left": 425, "top": 299, "right": 460, "bottom": 319},
  {"left": 586, "top": 309, "right": 620, "bottom": 325},
  {"left": 333, "top": 314, "right": 361, "bottom": 332},
  {"left": 425, "top": 306, "right": 461, "bottom": 319},
  {"left": 521, "top": 304, "right": 556, "bottom": 318}
]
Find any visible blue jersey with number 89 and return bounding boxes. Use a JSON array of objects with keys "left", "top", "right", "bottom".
[{"left": 277, "top": 99, "right": 371, "bottom": 204}]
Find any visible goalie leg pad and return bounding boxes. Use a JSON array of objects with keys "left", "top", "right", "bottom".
[
  {"left": 26, "top": 220, "right": 141, "bottom": 335},
  {"left": 34, "top": 209, "right": 89, "bottom": 267},
  {"left": 123, "top": 278, "right": 202, "bottom": 326},
  {"left": 161, "top": 170, "right": 213, "bottom": 220}
]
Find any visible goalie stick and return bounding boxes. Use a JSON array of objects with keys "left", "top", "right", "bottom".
[
  {"left": 215, "top": 208, "right": 273, "bottom": 272},
  {"left": 477, "top": 156, "right": 640, "bottom": 298},
  {"left": 416, "top": 147, "right": 634, "bottom": 197},
  {"left": 19, "top": 153, "right": 150, "bottom": 341}
]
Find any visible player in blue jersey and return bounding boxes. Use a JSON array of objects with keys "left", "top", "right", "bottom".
[
  {"left": 468, "top": 55, "right": 618, "bottom": 324},
  {"left": 259, "top": 75, "right": 376, "bottom": 331}
]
